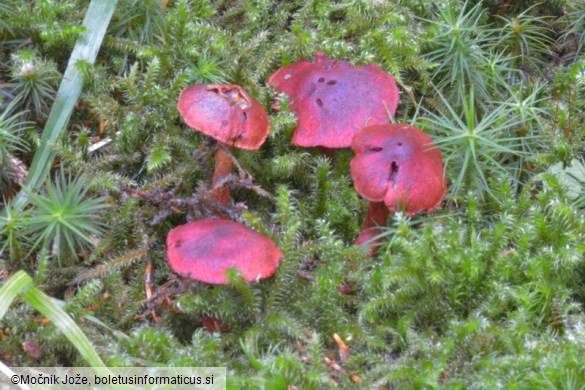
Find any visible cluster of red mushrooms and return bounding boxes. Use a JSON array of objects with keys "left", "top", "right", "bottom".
[{"left": 166, "top": 52, "right": 447, "bottom": 286}]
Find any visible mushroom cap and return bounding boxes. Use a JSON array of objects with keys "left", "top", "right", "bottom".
[
  {"left": 177, "top": 84, "right": 270, "bottom": 150},
  {"left": 166, "top": 219, "right": 282, "bottom": 285},
  {"left": 350, "top": 124, "right": 447, "bottom": 215},
  {"left": 268, "top": 52, "right": 399, "bottom": 148}
]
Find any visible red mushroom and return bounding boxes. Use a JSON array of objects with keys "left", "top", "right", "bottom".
[
  {"left": 350, "top": 124, "right": 447, "bottom": 255},
  {"left": 166, "top": 219, "right": 282, "bottom": 285},
  {"left": 177, "top": 84, "right": 270, "bottom": 207},
  {"left": 268, "top": 52, "right": 399, "bottom": 148}
]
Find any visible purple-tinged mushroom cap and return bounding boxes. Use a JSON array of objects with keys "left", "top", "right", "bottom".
[
  {"left": 177, "top": 84, "right": 270, "bottom": 150},
  {"left": 350, "top": 124, "right": 447, "bottom": 215},
  {"left": 166, "top": 219, "right": 282, "bottom": 285},
  {"left": 268, "top": 52, "right": 399, "bottom": 148}
]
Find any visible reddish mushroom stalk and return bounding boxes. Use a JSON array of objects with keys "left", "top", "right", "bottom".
[
  {"left": 210, "top": 146, "right": 232, "bottom": 207},
  {"left": 354, "top": 202, "right": 390, "bottom": 256},
  {"left": 178, "top": 84, "right": 270, "bottom": 211}
]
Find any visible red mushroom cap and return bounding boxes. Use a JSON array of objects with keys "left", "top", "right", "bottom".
[
  {"left": 350, "top": 124, "right": 447, "bottom": 215},
  {"left": 166, "top": 219, "right": 282, "bottom": 285},
  {"left": 177, "top": 84, "right": 270, "bottom": 150},
  {"left": 268, "top": 52, "right": 399, "bottom": 148}
]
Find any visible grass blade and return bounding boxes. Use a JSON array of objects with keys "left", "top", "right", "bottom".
[
  {"left": 0, "top": 270, "right": 31, "bottom": 319},
  {"left": 22, "top": 285, "right": 107, "bottom": 369},
  {"left": 11, "top": 0, "right": 118, "bottom": 210},
  {"left": 0, "top": 270, "right": 108, "bottom": 372}
]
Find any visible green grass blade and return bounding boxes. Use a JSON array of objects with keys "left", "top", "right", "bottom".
[
  {"left": 0, "top": 270, "right": 108, "bottom": 373},
  {"left": 12, "top": 0, "right": 118, "bottom": 210},
  {"left": 21, "top": 285, "right": 108, "bottom": 370},
  {"left": 0, "top": 270, "right": 32, "bottom": 320}
]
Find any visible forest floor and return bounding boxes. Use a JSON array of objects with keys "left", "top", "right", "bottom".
[{"left": 1, "top": 1, "right": 585, "bottom": 388}]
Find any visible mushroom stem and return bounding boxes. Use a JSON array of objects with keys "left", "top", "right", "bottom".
[
  {"left": 211, "top": 145, "right": 233, "bottom": 208},
  {"left": 355, "top": 202, "right": 390, "bottom": 256}
]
